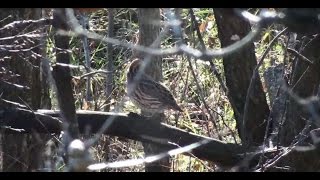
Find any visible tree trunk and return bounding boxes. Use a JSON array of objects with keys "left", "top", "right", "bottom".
[
  {"left": 0, "top": 8, "right": 51, "bottom": 171},
  {"left": 52, "top": 8, "right": 80, "bottom": 140},
  {"left": 104, "top": 8, "right": 115, "bottom": 112},
  {"left": 276, "top": 35, "right": 320, "bottom": 171},
  {"left": 137, "top": 8, "right": 170, "bottom": 172},
  {"left": 213, "top": 8, "right": 270, "bottom": 146}
]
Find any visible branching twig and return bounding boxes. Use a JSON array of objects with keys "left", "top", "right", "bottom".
[
  {"left": 0, "top": 18, "right": 53, "bottom": 36},
  {"left": 255, "top": 119, "right": 311, "bottom": 172},
  {"left": 79, "top": 70, "right": 113, "bottom": 79},
  {"left": 57, "top": 9, "right": 279, "bottom": 63},
  {"left": 209, "top": 106, "right": 239, "bottom": 144},
  {"left": 0, "top": 44, "right": 44, "bottom": 53},
  {"left": 190, "top": 8, "right": 242, "bottom": 127},
  {"left": 189, "top": 8, "right": 241, "bottom": 140},
  {"left": 0, "top": 80, "right": 30, "bottom": 91},
  {"left": 287, "top": 48, "right": 313, "bottom": 64},
  {"left": 0, "top": 33, "right": 46, "bottom": 42},
  {"left": 0, "top": 15, "right": 12, "bottom": 24},
  {"left": 188, "top": 9, "right": 224, "bottom": 138}
]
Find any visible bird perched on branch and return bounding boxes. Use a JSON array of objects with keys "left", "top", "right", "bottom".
[{"left": 126, "top": 58, "right": 183, "bottom": 113}]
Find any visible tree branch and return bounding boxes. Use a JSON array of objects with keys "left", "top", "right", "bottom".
[
  {"left": 0, "top": 108, "right": 251, "bottom": 167},
  {"left": 0, "top": 18, "right": 52, "bottom": 36}
]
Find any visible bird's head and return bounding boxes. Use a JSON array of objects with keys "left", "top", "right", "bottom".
[
  {"left": 127, "top": 58, "right": 142, "bottom": 76},
  {"left": 126, "top": 58, "right": 145, "bottom": 84}
]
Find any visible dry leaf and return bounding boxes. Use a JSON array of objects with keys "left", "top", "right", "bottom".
[
  {"left": 83, "top": 100, "right": 92, "bottom": 110},
  {"left": 199, "top": 21, "right": 208, "bottom": 33}
]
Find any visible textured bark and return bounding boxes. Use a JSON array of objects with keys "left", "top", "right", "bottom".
[
  {"left": 213, "top": 9, "right": 270, "bottom": 146},
  {"left": 281, "top": 36, "right": 320, "bottom": 145},
  {"left": 137, "top": 8, "right": 170, "bottom": 172},
  {"left": 0, "top": 8, "right": 49, "bottom": 172},
  {"left": 3, "top": 108, "right": 320, "bottom": 170},
  {"left": 103, "top": 8, "right": 115, "bottom": 167},
  {"left": 0, "top": 108, "right": 247, "bottom": 167},
  {"left": 104, "top": 8, "right": 115, "bottom": 112},
  {"left": 276, "top": 35, "right": 320, "bottom": 171},
  {"left": 52, "top": 8, "right": 79, "bottom": 139}
]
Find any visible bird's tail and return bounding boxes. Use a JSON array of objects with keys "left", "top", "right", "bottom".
[{"left": 171, "top": 104, "right": 183, "bottom": 112}]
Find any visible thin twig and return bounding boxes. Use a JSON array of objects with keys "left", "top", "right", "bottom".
[
  {"left": 186, "top": 56, "right": 222, "bottom": 140},
  {"left": 189, "top": 8, "right": 225, "bottom": 90},
  {"left": 79, "top": 70, "right": 113, "bottom": 79},
  {"left": 16, "top": 97, "right": 61, "bottom": 145},
  {"left": 189, "top": 8, "right": 223, "bottom": 136},
  {"left": 287, "top": 48, "right": 313, "bottom": 64},
  {"left": 258, "top": 32, "right": 291, "bottom": 168},
  {"left": 190, "top": 8, "right": 242, "bottom": 140},
  {"left": 0, "top": 18, "right": 52, "bottom": 35},
  {"left": 87, "top": 139, "right": 210, "bottom": 170},
  {"left": 0, "top": 15, "right": 12, "bottom": 24},
  {"left": 58, "top": 9, "right": 273, "bottom": 62},
  {"left": 209, "top": 106, "right": 239, "bottom": 144},
  {"left": 255, "top": 119, "right": 311, "bottom": 172},
  {"left": 0, "top": 44, "right": 44, "bottom": 53},
  {"left": 190, "top": 8, "right": 242, "bottom": 122},
  {"left": 291, "top": 66, "right": 310, "bottom": 91},
  {"left": 0, "top": 33, "right": 46, "bottom": 42}
]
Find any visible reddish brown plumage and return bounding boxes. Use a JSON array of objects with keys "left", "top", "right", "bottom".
[{"left": 126, "top": 58, "right": 183, "bottom": 113}]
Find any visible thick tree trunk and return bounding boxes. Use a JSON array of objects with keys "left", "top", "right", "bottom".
[
  {"left": 280, "top": 35, "right": 320, "bottom": 145},
  {"left": 52, "top": 8, "right": 79, "bottom": 139},
  {"left": 213, "top": 9, "right": 270, "bottom": 146},
  {"left": 0, "top": 8, "right": 51, "bottom": 171},
  {"left": 276, "top": 35, "right": 320, "bottom": 171},
  {"left": 137, "top": 8, "right": 170, "bottom": 172}
]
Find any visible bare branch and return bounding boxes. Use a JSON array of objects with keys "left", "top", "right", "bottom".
[
  {"left": 0, "top": 33, "right": 45, "bottom": 42},
  {"left": 287, "top": 48, "right": 313, "bottom": 64},
  {"left": 88, "top": 139, "right": 210, "bottom": 170},
  {"left": 189, "top": 8, "right": 241, "bottom": 132},
  {"left": 79, "top": 70, "right": 113, "bottom": 79},
  {"left": 55, "top": 8, "right": 280, "bottom": 62},
  {"left": 1, "top": 108, "right": 250, "bottom": 167},
  {"left": 186, "top": 56, "right": 222, "bottom": 139},
  {"left": 0, "top": 80, "right": 30, "bottom": 92},
  {"left": 0, "top": 98, "right": 28, "bottom": 109},
  {"left": 0, "top": 18, "right": 52, "bottom": 36}
]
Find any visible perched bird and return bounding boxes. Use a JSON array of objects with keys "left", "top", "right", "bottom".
[{"left": 126, "top": 58, "right": 183, "bottom": 113}]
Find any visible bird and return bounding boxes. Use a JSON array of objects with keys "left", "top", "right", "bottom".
[{"left": 126, "top": 58, "right": 183, "bottom": 113}]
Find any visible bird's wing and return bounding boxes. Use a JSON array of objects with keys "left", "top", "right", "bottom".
[{"left": 139, "top": 79, "right": 177, "bottom": 105}]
